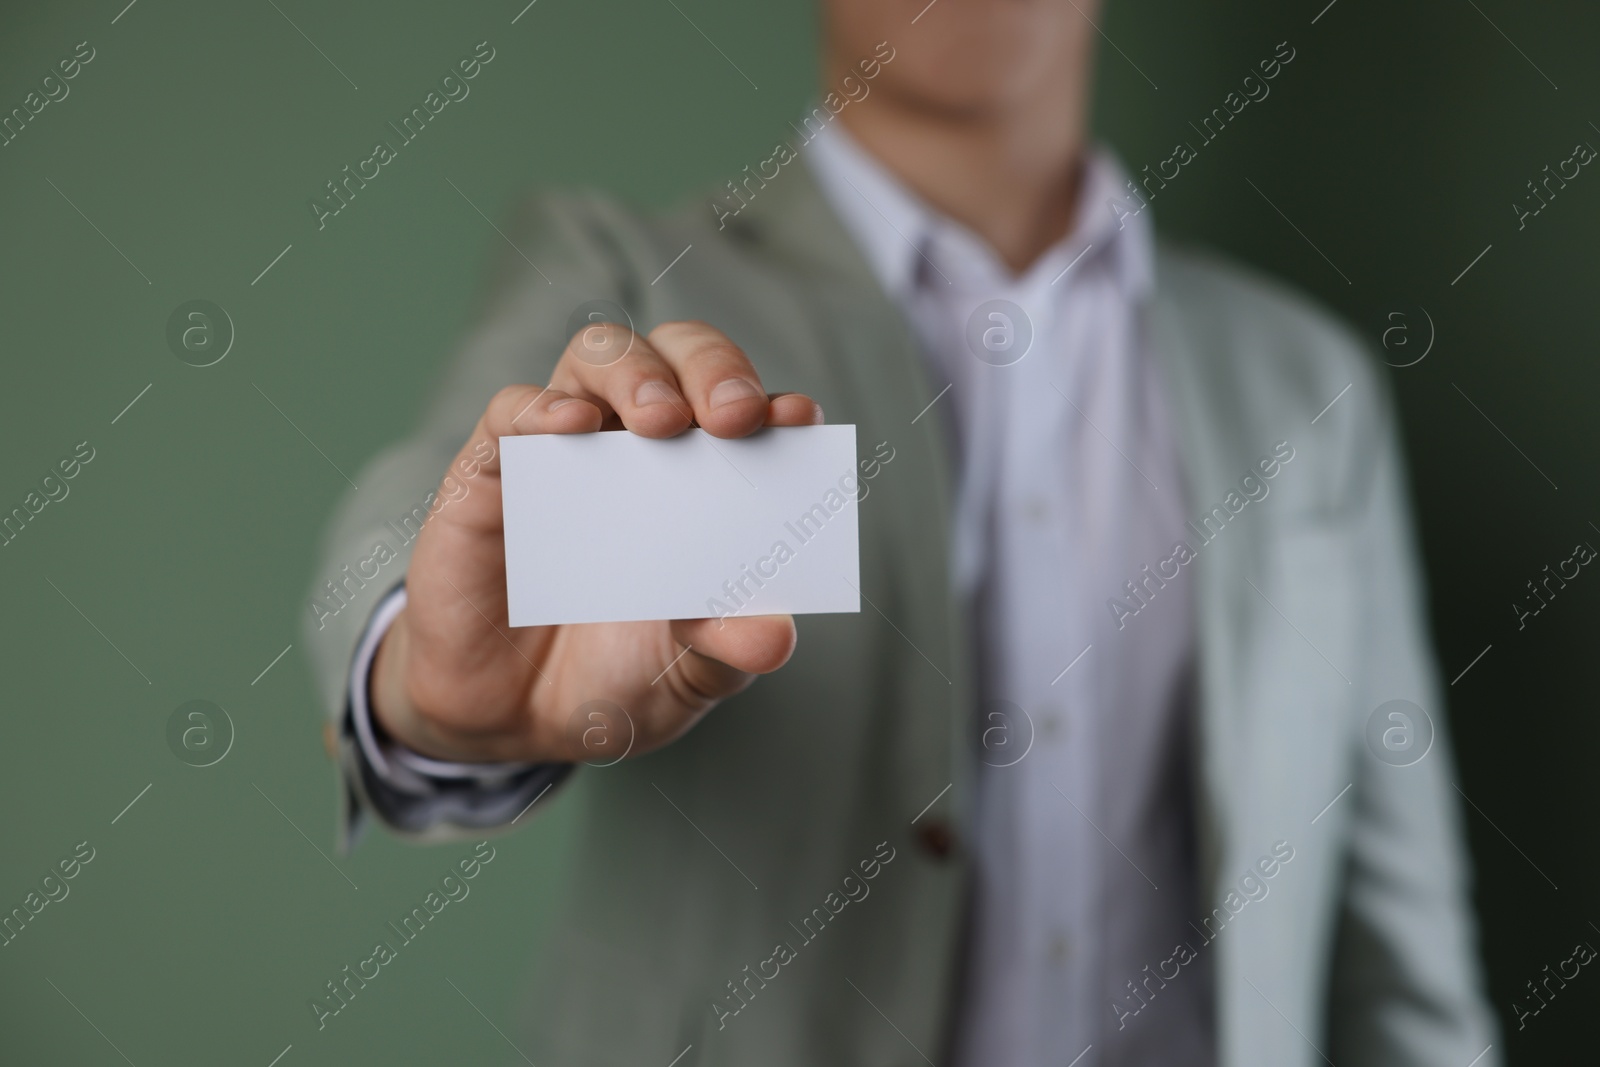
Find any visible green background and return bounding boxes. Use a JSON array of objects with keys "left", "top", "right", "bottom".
[{"left": 0, "top": 0, "right": 1594, "bottom": 1063}]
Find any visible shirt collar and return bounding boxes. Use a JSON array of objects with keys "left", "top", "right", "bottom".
[{"left": 803, "top": 118, "right": 1153, "bottom": 303}]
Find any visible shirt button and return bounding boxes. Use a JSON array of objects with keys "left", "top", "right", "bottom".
[
  {"left": 1049, "top": 930, "right": 1071, "bottom": 964},
  {"left": 1021, "top": 497, "right": 1049, "bottom": 523},
  {"left": 1039, "top": 709, "right": 1063, "bottom": 742}
]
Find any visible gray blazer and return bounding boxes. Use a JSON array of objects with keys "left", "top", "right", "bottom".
[{"left": 305, "top": 157, "right": 1498, "bottom": 1067}]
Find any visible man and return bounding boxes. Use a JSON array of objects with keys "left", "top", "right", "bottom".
[{"left": 306, "top": 0, "right": 1499, "bottom": 1063}]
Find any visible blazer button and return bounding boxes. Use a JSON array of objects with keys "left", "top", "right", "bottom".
[{"left": 915, "top": 820, "right": 956, "bottom": 860}]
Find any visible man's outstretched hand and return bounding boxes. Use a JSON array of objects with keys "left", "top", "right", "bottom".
[{"left": 369, "top": 320, "right": 823, "bottom": 765}]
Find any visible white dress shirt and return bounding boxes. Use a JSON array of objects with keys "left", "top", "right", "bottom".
[
  {"left": 807, "top": 125, "right": 1213, "bottom": 1067},
  {"left": 349, "top": 120, "right": 1214, "bottom": 1066}
]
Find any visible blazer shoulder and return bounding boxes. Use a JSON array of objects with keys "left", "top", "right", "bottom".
[
  {"left": 1155, "top": 240, "right": 1377, "bottom": 396},
  {"left": 504, "top": 186, "right": 650, "bottom": 245},
  {"left": 498, "top": 188, "right": 738, "bottom": 304},
  {"left": 1152, "top": 240, "right": 1400, "bottom": 513},
  {"left": 497, "top": 188, "right": 653, "bottom": 281}
]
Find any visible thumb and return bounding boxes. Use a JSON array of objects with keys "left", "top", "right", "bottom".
[{"left": 665, "top": 615, "right": 798, "bottom": 700}]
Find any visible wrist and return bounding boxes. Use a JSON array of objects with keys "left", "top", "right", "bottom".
[{"left": 369, "top": 612, "right": 529, "bottom": 764}]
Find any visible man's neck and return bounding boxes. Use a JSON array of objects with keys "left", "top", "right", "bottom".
[{"left": 835, "top": 91, "right": 1085, "bottom": 275}]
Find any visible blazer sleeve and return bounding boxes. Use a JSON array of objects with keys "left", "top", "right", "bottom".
[
  {"left": 1324, "top": 372, "right": 1501, "bottom": 1066},
  {"left": 300, "top": 190, "right": 641, "bottom": 853}
]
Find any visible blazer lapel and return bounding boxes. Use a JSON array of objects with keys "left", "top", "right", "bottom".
[
  {"left": 1145, "top": 265, "right": 1267, "bottom": 909},
  {"left": 722, "top": 161, "right": 1264, "bottom": 886},
  {"left": 718, "top": 157, "right": 980, "bottom": 828}
]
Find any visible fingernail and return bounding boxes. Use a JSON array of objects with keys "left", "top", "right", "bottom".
[
  {"left": 634, "top": 380, "right": 681, "bottom": 407},
  {"left": 812, "top": 402, "right": 825, "bottom": 424},
  {"left": 548, "top": 397, "right": 582, "bottom": 412},
  {"left": 709, "top": 378, "right": 762, "bottom": 409}
]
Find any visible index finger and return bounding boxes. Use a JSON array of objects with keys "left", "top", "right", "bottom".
[
  {"left": 476, "top": 383, "right": 604, "bottom": 476},
  {"left": 646, "top": 321, "right": 774, "bottom": 438}
]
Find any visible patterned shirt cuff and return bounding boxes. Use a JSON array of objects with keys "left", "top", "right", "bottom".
[{"left": 344, "top": 582, "right": 571, "bottom": 831}]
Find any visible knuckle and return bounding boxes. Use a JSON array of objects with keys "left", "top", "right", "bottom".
[
  {"left": 490, "top": 383, "right": 533, "bottom": 411},
  {"left": 489, "top": 384, "right": 525, "bottom": 410},
  {"left": 566, "top": 321, "right": 631, "bottom": 349},
  {"left": 648, "top": 319, "right": 721, "bottom": 346},
  {"left": 564, "top": 321, "right": 635, "bottom": 368},
  {"left": 693, "top": 341, "right": 751, "bottom": 368}
]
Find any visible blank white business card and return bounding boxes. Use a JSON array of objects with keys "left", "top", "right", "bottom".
[{"left": 500, "top": 425, "right": 861, "bottom": 627}]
